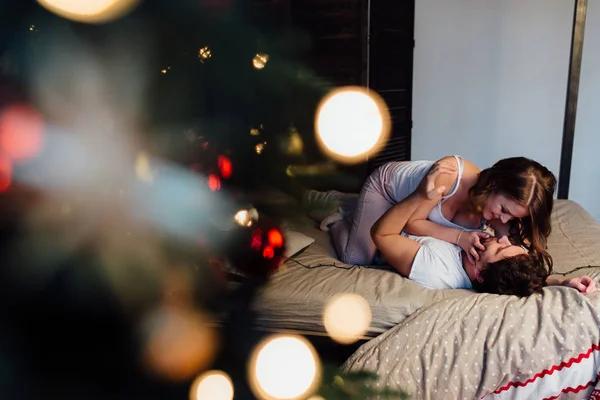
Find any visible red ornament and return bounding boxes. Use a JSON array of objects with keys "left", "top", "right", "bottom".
[
  {"left": 262, "top": 246, "right": 275, "bottom": 259},
  {"left": 207, "top": 174, "right": 221, "bottom": 191},
  {"left": 218, "top": 155, "right": 232, "bottom": 179},
  {"left": 0, "top": 104, "right": 44, "bottom": 162},
  {"left": 0, "top": 154, "right": 12, "bottom": 192},
  {"left": 267, "top": 229, "right": 283, "bottom": 248},
  {"left": 227, "top": 217, "right": 286, "bottom": 279}
]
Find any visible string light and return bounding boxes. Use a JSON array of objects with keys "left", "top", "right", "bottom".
[
  {"left": 315, "top": 86, "right": 390, "bottom": 164},
  {"left": 190, "top": 371, "right": 234, "bottom": 400},
  {"left": 234, "top": 209, "right": 258, "bottom": 227},
  {"left": 198, "top": 46, "right": 212, "bottom": 61},
  {"left": 323, "top": 293, "right": 372, "bottom": 344},
  {"left": 252, "top": 53, "right": 269, "bottom": 70},
  {"left": 255, "top": 142, "right": 266, "bottom": 154},
  {"left": 37, "top": 0, "right": 140, "bottom": 24},
  {"left": 249, "top": 335, "right": 320, "bottom": 400},
  {"left": 161, "top": 66, "right": 171, "bottom": 74},
  {"left": 134, "top": 152, "right": 154, "bottom": 183},
  {"left": 250, "top": 128, "right": 260, "bottom": 136}
]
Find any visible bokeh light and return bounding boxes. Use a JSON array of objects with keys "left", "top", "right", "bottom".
[
  {"left": 255, "top": 142, "right": 265, "bottom": 154},
  {"left": 234, "top": 208, "right": 258, "bottom": 227},
  {"left": 249, "top": 335, "right": 320, "bottom": 400},
  {"left": 268, "top": 229, "right": 283, "bottom": 248},
  {"left": 37, "top": 0, "right": 140, "bottom": 24},
  {"left": 135, "top": 152, "right": 154, "bottom": 183},
  {"left": 217, "top": 155, "right": 232, "bottom": 179},
  {"left": 252, "top": 53, "right": 269, "bottom": 70},
  {"left": 283, "top": 128, "right": 303, "bottom": 156},
  {"left": 314, "top": 86, "right": 390, "bottom": 164},
  {"left": 142, "top": 306, "right": 219, "bottom": 381},
  {"left": 0, "top": 104, "right": 45, "bottom": 162},
  {"left": 190, "top": 370, "right": 234, "bottom": 400},
  {"left": 198, "top": 46, "right": 212, "bottom": 61},
  {"left": 323, "top": 293, "right": 372, "bottom": 344},
  {"left": 0, "top": 154, "right": 12, "bottom": 192},
  {"left": 207, "top": 174, "right": 221, "bottom": 191}
]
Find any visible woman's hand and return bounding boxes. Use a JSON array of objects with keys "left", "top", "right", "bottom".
[
  {"left": 564, "top": 275, "right": 597, "bottom": 294},
  {"left": 416, "top": 161, "right": 457, "bottom": 200},
  {"left": 458, "top": 231, "right": 490, "bottom": 265}
]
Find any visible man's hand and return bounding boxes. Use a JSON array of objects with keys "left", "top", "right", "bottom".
[
  {"left": 564, "top": 275, "right": 597, "bottom": 294},
  {"left": 417, "top": 161, "right": 457, "bottom": 200}
]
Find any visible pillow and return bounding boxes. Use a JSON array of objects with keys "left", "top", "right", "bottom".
[{"left": 283, "top": 229, "right": 315, "bottom": 259}]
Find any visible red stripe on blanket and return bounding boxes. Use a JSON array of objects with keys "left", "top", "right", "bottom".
[
  {"left": 492, "top": 343, "right": 600, "bottom": 394},
  {"left": 541, "top": 380, "right": 595, "bottom": 400}
]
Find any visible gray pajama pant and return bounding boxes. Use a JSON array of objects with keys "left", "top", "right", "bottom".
[{"left": 331, "top": 162, "right": 406, "bottom": 265}]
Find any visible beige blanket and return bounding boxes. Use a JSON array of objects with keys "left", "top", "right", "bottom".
[
  {"left": 253, "top": 200, "right": 600, "bottom": 338},
  {"left": 342, "top": 268, "right": 600, "bottom": 399}
]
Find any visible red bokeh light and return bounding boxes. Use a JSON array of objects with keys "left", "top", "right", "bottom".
[
  {"left": 262, "top": 246, "right": 274, "bottom": 259},
  {"left": 268, "top": 229, "right": 283, "bottom": 248},
  {"left": 251, "top": 229, "right": 263, "bottom": 250},
  {"left": 0, "top": 154, "right": 13, "bottom": 192},
  {"left": 207, "top": 174, "right": 221, "bottom": 191},
  {"left": 218, "top": 155, "right": 232, "bottom": 179},
  {"left": 0, "top": 104, "right": 44, "bottom": 162}
]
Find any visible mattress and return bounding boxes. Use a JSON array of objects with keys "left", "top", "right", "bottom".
[{"left": 251, "top": 199, "right": 600, "bottom": 337}]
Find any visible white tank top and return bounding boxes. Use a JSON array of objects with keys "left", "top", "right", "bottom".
[
  {"left": 427, "top": 156, "right": 483, "bottom": 232},
  {"left": 390, "top": 156, "right": 484, "bottom": 232}
]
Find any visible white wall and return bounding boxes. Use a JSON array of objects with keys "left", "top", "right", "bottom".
[
  {"left": 412, "top": 0, "right": 573, "bottom": 184},
  {"left": 569, "top": 0, "right": 600, "bottom": 222}
]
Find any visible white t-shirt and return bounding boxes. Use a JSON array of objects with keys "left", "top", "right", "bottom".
[{"left": 405, "top": 234, "right": 472, "bottom": 290}]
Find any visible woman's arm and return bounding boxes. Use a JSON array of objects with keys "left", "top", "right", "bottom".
[
  {"left": 402, "top": 158, "right": 460, "bottom": 239},
  {"left": 546, "top": 275, "right": 597, "bottom": 293},
  {"left": 371, "top": 162, "right": 453, "bottom": 277},
  {"left": 403, "top": 158, "right": 488, "bottom": 262},
  {"left": 371, "top": 192, "right": 426, "bottom": 277}
]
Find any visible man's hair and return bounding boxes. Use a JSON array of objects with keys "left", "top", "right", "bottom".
[{"left": 472, "top": 253, "right": 548, "bottom": 297}]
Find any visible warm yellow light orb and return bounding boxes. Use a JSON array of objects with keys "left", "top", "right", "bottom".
[
  {"left": 37, "top": 0, "right": 140, "bottom": 24},
  {"left": 135, "top": 151, "right": 154, "bottom": 183},
  {"left": 198, "top": 46, "right": 212, "bottom": 60},
  {"left": 249, "top": 335, "right": 320, "bottom": 400},
  {"left": 191, "top": 371, "right": 234, "bottom": 400},
  {"left": 252, "top": 53, "right": 269, "bottom": 70},
  {"left": 234, "top": 208, "right": 258, "bottom": 227},
  {"left": 315, "top": 86, "right": 390, "bottom": 164},
  {"left": 323, "top": 293, "right": 372, "bottom": 344}
]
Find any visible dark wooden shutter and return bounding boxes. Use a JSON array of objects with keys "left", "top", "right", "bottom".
[
  {"left": 366, "top": 0, "right": 414, "bottom": 172},
  {"left": 247, "top": 0, "right": 415, "bottom": 179}
]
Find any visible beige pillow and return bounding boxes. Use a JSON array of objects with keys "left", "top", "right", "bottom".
[{"left": 283, "top": 229, "right": 315, "bottom": 258}]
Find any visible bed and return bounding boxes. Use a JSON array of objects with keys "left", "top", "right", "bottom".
[{"left": 246, "top": 198, "right": 600, "bottom": 398}]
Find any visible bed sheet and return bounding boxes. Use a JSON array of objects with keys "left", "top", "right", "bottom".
[{"left": 251, "top": 199, "right": 600, "bottom": 337}]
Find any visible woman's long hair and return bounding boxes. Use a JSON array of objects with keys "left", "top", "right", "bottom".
[{"left": 469, "top": 157, "right": 557, "bottom": 272}]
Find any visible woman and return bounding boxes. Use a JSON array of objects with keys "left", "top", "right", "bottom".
[{"left": 328, "top": 155, "right": 557, "bottom": 270}]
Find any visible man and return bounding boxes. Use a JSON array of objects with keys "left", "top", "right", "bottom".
[{"left": 371, "top": 162, "right": 596, "bottom": 297}]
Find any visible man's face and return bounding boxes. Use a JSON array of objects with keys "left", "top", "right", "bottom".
[{"left": 464, "top": 236, "right": 528, "bottom": 282}]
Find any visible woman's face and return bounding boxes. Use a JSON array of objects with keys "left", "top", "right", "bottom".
[{"left": 482, "top": 193, "right": 529, "bottom": 224}]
